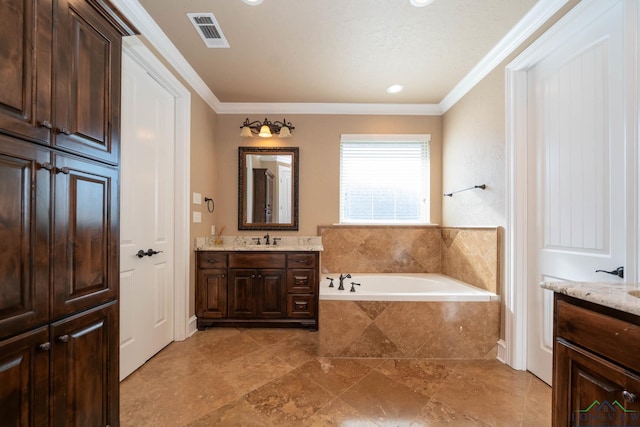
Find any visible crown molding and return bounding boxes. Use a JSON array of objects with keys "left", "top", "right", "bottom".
[
  {"left": 438, "top": 0, "right": 569, "bottom": 114},
  {"left": 217, "top": 102, "right": 443, "bottom": 116},
  {"left": 109, "top": 0, "right": 222, "bottom": 112},
  {"left": 112, "top": 0, "right": 569, "bottom": 117}
]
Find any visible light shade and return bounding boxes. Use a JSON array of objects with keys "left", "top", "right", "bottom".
[
  {"left": 259, "top": 125, "right": 272, "bottom": 138},
  {"left": 278, "top": 126, "right": 291, "bottom": 138},
  {"left": 240, "top": 126, "right": 253, "bottom": 137}
]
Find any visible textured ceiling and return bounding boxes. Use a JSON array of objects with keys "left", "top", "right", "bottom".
[{"left": 136, "top": 0, "right": 538, "bottom": 105}]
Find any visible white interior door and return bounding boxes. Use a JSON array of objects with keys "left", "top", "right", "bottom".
[
  {"left": 526, "top": 1, "right": 626, "bottom": 384},
  {"left": 120, "top": 51, "right": 176, "bottom": 380}
]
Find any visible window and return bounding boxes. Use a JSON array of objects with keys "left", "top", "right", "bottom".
[{"left": 340, "top": 134, "right": 430, "bottom": 224}]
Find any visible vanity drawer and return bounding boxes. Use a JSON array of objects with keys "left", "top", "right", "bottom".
[
  {"left": 229, "top": 253, "right": 286, "bottom": 269},
  {"left": 287, "top": 253, "right": 316, "bottom": 268},
  {"left": 556, "top": 298, "right": 640, "bottom": 369},
  {"left": 287, "top": 294, "right": 316, "bottom": 318},
  {"left": 287, "top": 269, "right": 317, "bottom": 293},
  {"left": 197, "top": 252, "right": 227, "bottom": 268}
]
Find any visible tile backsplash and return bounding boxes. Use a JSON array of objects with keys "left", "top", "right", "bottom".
[{"left": 318, "top": 225, "right": 499, "bottom": 294}]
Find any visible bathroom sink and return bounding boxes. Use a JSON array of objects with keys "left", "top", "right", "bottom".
[{"left": 628, "top": 290, "right": 640, "bottom": 299}]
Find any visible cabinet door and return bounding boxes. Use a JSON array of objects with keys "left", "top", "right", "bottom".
[
  {"left": 0, "top": 326, "right": 49, "bottom": 427},
  {"left": 554, "top": 339, "right": 640, "bottom": 426},
  {"left": 51, "top": 153, "right": 118, "bottom": 318},
  {"left": 228, "top": 269, "right": 256, "bottom": 318},
  {"left": 0, "top": 0, "right": 52, "bottom": 144},
  {"left": 0, "top": 136, "right": 50, "bottom": 339},
  {"left": 256, "top": 269, "right": 286, "bottom": 318},
  {"left": 53, "top": 0, "right": 122, "bottom": 164},
  {"left": 196, "top": 269, "right": 227, "bottom": 319},
  {"left": 51, "top": 301, "right": 118, "bottom": 427}
]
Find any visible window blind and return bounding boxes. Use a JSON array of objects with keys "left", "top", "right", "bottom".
[{"left": 340, "top": 135, "right": 430, "bottom": 224}]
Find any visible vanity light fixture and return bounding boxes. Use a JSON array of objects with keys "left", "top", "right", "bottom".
[
  {"left": 242, "top": 0, "right": 263, "bottom": 5},
  {"left": 239, "top": 118, "right": 295, "bottom": 138}
]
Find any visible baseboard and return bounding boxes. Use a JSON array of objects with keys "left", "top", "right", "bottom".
[
  {"left": 188, "top": 315, "right": 198, "bottom": 337},
  {"left": 496, "top": 339, "right": 507, "bottom": 364}
]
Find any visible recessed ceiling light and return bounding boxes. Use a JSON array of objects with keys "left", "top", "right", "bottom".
[
  {"left": 386, "top": 84, "right": 404, "bottom": 94},
  {"left": 410, "top": 0, "right": 434, "bottom": 7},
  {"left": 242, "top": 0, "right": 263, "bottom": 5}
]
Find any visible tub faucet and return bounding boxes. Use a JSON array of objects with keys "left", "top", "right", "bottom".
[
  {"left": 264, "top": 233, "right": 270, "bottom": 245},
  {"left": 338, "top": 273, "right": 351, "bottom": 290}
]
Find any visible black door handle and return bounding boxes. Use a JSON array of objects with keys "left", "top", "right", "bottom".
[
  {"left": 146, "top": 249, "right": 163, "bottom": 257},
  {"left": 595, "top": 266, "right": 624, "bottom": 278},
  {"left": 136, "top": 250, "right": 147, "bottom": 258}
]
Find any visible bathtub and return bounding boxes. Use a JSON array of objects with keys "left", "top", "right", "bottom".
[
  {"left": 319, "top": 273, "right": 498, "bottom": 302},
  {"left": 317, "top": 273, "right": 500, "bottom": 359}
]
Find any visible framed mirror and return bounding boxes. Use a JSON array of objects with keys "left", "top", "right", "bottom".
[{"left": 238, "top": 146, "right": 299, "bottom": 230}]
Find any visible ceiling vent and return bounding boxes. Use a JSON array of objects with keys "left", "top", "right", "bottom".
[{"left": 187, "top": 13, "right": 229, "bottom": 48}]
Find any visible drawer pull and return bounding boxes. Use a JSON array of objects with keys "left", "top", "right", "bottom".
[
  {"left": 38, "top": 342, "right": 51, "bottom": 351},
  {"left": 623, "top": 390, "right": 637, "bottom": 403},
  {"left": 294, "top": 301, "right": 308, "bottom": 308},
  {"left": 206, "top": 259, "right": 218, "bottom": 264},
  {"left": 296, "top": 260, "right": 308, "bottom": 264}
]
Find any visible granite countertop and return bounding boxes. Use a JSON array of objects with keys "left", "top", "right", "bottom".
[
  {"left": 541, "top": 281, "right": 640, "bottom": 317},
  {"left": 195, "top": 235, "right": 323, "bottom": 252}
]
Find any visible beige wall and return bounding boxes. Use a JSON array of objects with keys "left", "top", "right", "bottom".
[{"left": 214, "top": 114, "right": 443, "bottom": 235}]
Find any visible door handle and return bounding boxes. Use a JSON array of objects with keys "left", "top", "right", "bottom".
[
  {"left": 595, "top": 266, "right": 624, "bottom": 278},
  {"left": 136, "top": 249, "right": 163, "bottom": 258}
]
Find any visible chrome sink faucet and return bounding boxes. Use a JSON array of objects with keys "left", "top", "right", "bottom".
[{"left": 338, "top": 273, "right": 351, "bottom": 290}]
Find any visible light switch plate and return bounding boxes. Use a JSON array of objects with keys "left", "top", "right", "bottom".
[
  {"left": 193, "top": 192, "right": 202, "bottom": 204},
  {"left": 193, "top": 211, "right": 202, "bottom": 223}
]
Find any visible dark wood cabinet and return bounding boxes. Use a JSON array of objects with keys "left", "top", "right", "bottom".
[
  {"left": 0, "top": 0, "right": 129, "bottom": 165},
  {"left": 0, "top": 0, "right": 132, "bottom": 425},
  {"left": 50, "top": 301, "right": 118, "bottom": 427},
  {"left": 0, "top": 326, "right": 49, "bottom": 427},
  {"left": 552, "top": 294, "right": 640, "bottom": 426},
  {"left": 196, "top": 250, "right": 319, "bottom": 330},
  {"left": 0, "top": 0, "right": 53, "bottom": 144}
]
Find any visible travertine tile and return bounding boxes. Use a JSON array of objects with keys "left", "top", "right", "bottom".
[
  {"left": 318, "top": 300, "right": 372, "bottom": 356},
  {"left": 339, "top": 371, "right": 431, "bottom": 423},
  {"left": 195, "top": 330, "right": 264, "bottom": 365},
  {"left": 374, "top": 359, "right": 458, "bottom": 398},
  {"left": 120, "top": 328, "right": 547, "bottom": 427},
  {"left": 296, "top": 358, "right": 372, "bottom": 395},
  {"left": 245, "top": 369, "right": 335, "bottom": 424},
  {"left": 216, "top": 348, "right": 293, "bottom": 395},
  {"left": 340, "top": 323, "right": 404, "bottom": 358}
]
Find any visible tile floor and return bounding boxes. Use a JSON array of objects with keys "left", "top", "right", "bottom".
[{"left": 120, "top": 328, "right": 551, "bottom": 426}]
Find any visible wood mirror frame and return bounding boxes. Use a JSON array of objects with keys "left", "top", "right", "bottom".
[{"left": 238, "top": 146, "right": 299, "bottom": 230}]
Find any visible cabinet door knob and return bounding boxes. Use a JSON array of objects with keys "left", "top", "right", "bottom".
[
  {"left": 39, "top": 120, "right": 53, "bottom": 129},
  {"left": 55, "top": 166, "right": 70, "bottom": 175},
  {"left": 58, "top": 335, "right": 69, "bottom": 343},
  {"left": 38, "top": 162, "right": 54, "bottom": 171},
  {"left": 38, "top": 342, "right": 51, "bottom": 351},
  {"left": 59, "top": 127, "right": 72, "bottom": 135},
  {"left": 623, "top": 390, "right": 637, "bottom": 403}
]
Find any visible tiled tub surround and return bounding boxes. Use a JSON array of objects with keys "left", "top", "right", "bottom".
[
  {"left": 318, "top": 225, "right": 499, "bottom": 293},
  {"left": 317, "top": 226, "right": 500, "bottom": 359},
  {"left": 317, "top": 300, "right": 500, "bottom": 358}
]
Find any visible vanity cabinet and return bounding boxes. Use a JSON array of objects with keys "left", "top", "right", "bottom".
[
  {"left": 552, "top": 294, "right": 640, "bottom": 426},
  {"left": 0, "top": 0, "right": 132, "bottom": 424},
  {"left": 196, "top": 251, "right": 319, "bottom": 330}
]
